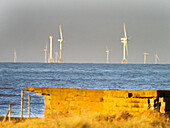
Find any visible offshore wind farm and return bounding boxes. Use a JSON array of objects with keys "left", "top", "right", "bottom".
[
  {"left": 41, "top": 23, "right": 160, "bottom": 64},
  {"left": 0, "top": 0, "right": 170, "bottom": 64}
]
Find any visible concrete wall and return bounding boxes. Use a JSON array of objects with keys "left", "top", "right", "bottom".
[{"left": 24, "top": 88, "right": 169, "bottom": 117}]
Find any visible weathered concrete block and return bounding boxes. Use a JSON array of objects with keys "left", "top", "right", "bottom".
[{"left": 24, "top": 87, "right": 170, "bottom": 117}]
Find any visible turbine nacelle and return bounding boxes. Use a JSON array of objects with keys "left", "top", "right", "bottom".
[
  {"left": 58, "top": 39, "right": 63, "bottom": 42},
  {"left": 121, "top": 37, "right": 128, "bottom": 41},
  {"left": 121, "top": 38, "right": 127, "bottom": 44},
  {"left": 106, "top": 49, "right": 109, "bottom": 53}
]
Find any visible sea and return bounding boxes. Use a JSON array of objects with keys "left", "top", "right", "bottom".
[{"left": 0, "top": 63, "right": 170, "bottom": 117}]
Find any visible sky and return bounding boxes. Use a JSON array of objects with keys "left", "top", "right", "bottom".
[{"left": 0, "top": 0, "right": 170, "bottom": 63}]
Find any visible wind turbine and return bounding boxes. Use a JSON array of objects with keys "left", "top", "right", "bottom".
[
  {"left": 120, "top": 23, "right": 129, "bottom": 64},
  {"left": 44, "top": 43, "right": 47, "bottom": 63},
  {"left": 58, "top": 25, "right": 63, "bottom": 63},
  {"left": 144, "top": 52, "right": 149, "bottom": 64},
  {"left": 55, "top": 51, "right": 59, "bottom": 63},
  {"left": 106, "top": 47, "right": 109, "bottom": 64},
  {"left": 14, "top": 50, "right": 17, "bottom": 63},
  {"left": 48, "top": 36, "right": 54, "bottom": 63},
  {"left": 154, "top": 54, "right": 160, "bottom": 64}
]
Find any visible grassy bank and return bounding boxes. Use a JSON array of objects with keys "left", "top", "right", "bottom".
[{"left": 0, "top": 110, "right": 170, "bottom": 128}]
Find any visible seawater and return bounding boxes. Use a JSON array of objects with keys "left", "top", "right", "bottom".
[{"left": 0, "top": 63, "right": 170, "bottom": 117}]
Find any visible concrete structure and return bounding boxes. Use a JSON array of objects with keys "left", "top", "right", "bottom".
[
  {"left": 48, "top": 36, "right": 54, "bottom": 63},
  {"left": 25, "top": 88, "right": 170, "bottom": 117}
]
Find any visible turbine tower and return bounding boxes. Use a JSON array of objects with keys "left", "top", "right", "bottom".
[
  {"left": 44, "top": 43, "right": 47, "bottom": 63},
  {"left": 144, "top": 52, "right": 149, "bottom": 64},
  {"left": 58, "top": 25, "right": 63, "bottom": 63},
  {"left": 55, "top": 51, "right": 59, "bottom": 63},
  {"left": 154, "top": 54, "right": 160, "bottom": 64},
  {"left": 14, "top": 50, "right": 17, "bottom": 63},
  {"left": 106, "top": 47, "right": 109, "bottom": 64},
  {"left": 48, "top": 36, "right": 54, "bottom": 63},
  {"left": 121, "top": 24, "right": 129, "bottom": 64}
]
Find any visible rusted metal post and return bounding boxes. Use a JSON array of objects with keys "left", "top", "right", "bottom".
[
  {"left": 28, "top": 95, "right": 30, "bottom": 118},
  {"left": 21, "top": 90, "right": 23, "bottom": 120},
  {"left": 9, "top": 104, "right": 11, "bottom": 122}
]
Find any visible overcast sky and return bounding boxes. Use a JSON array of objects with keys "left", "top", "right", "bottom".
[{"left": 0, "top": 0, "right": 170, "bottom": 63}]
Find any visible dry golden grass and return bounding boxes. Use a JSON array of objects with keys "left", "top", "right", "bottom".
[{"left": 0, "top": 110, "right": 170, "bottom": 128}]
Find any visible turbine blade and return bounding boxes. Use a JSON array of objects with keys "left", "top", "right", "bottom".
[
  {"left": 59, "top": 25, "right": 63, "bottom": 40},
  {"left": 124, "top": 24, "right": 127, "bottom": 38},
  {"left": 125, "top": 42, "right": 128, "bottom": 56},
  {"left": 157, "top": 55, "right": 160, "bottom": 61},
  {"left": 46, "top": 43, "right": 47, "bottom": 49},
  {"left": 56, "top": 52, "right": 59, "bottom": 57},
  {"left": 128, "top": 36, "right": 132, "bottom": 41}
]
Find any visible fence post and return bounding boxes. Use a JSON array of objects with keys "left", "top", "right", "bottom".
[
  {"left": 28, "top": 95, "right": 30, "bottom": 118},
  {"left": 21, "top": 90, "right": 23, "bottom": 120},
  {"left": 3, "top": 110, "right": 9, "bottom": 122},
  {"left": 9, "top": 104, "right": 11, "bottom": 122}
]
